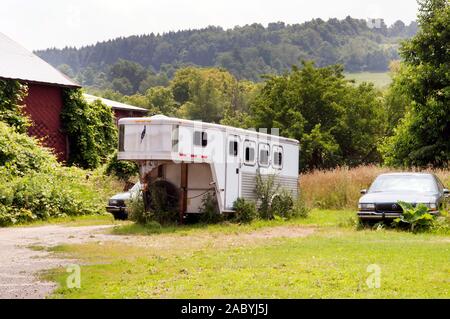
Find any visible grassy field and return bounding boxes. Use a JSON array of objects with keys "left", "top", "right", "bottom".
[
  {"left": 345, "top": 72, "right": 392, "bottom": 88},
  {"left": 43, "top": 209, "right": 449, "bottom": 299}
]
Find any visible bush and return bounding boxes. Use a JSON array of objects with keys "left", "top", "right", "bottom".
[
  {"left": 0, "top": 166, "right": 105, "bottom": 226},
  {"left": 255, "top": 174, "right": 279, "bottom": 220},
  {"left": 393, "top": 201, "right": 437, "bottom": 233},
  {"left": 199, "top": 191, "right": 222, "bottom": 224},
  {"left": 290, "top": 196, "right": 311, "bottom": 219},
  {"left": 0, "top": 79, "right": 30, "bottom": 133},
  {"left": 129, "top": 180, "right": 180, "bottom": 225},
  {"left": 271, "top": 190, "right": 294, "bottom": 219},
  {"left": 105, "top": 152, "right": 139, "bottom": 182},
  {"left": 128, "top": 194, "right": 150, "bottom": 225},
  {"left": 0, "top": 122, "right": 121, "bottom": 226},
  {"left": 232, "top": 198, "right": 258, "bottom": 223},
  {"left": 0, "top": 122, "right": 59, "bottom": 176}
]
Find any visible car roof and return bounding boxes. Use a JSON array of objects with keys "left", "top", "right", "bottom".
[{"left": 377, "top": 172, "right": 435, "bottom": 177}]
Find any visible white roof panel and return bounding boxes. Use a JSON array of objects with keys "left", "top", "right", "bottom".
[
  {"left": 83, "top": 94, "right": 148, "bottom": 113},
  {"left": 0, "top": 32, "right": 80, "bottom": 87}
]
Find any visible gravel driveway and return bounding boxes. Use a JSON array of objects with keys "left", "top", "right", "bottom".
[{"left": 0, "top": 225, "right": 118, "bottom": 299}]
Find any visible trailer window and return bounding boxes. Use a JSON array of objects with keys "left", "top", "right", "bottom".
[
  {"left": 194, "top": 131, "right": 208, "bottom": 147},
  {"left": 118, "top": 125, "right": 125, "bottom": 152},
  {"left": 172, "top": 125, "right": 179, "bottom": 152},
  {"left": 229, "top": 140, "right": 238, "bottom": 156},
  {"left": 273, "top": 145, "right": 283, "bottom": 169},
  {"left": 244, "top": 140, "right": 256, "bottom": 165},
  {"left": 259, "top": 144, "right": 270, "bottom": 167},
  {"left": 245, "top": 147, "right": 255, "bottom": 163}
]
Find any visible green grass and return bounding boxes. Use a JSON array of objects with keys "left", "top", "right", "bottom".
[
  {"left": 110, "top": 210, "right": 354, "bottom": 236},
  {"left": 345, "top": 72, "right": 392, "bottom": 88},
  {"left": 43, "top": 209, "right": 449, "bottom": 298}
]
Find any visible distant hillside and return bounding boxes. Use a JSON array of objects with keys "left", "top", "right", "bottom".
[{"left": 36, "top": 17, "right": 417, "bottom": 90}]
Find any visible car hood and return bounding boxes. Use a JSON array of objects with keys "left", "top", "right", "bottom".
[
  {"left": 109, "top": 192, "right": 132, "bottom": 201},
  {"left": 359, "top": 192, "right": 438, "bottom": 204}
]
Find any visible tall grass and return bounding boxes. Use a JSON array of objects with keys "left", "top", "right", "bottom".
[{"left": 300, "top": 166, "right": 450, "bottom": 210}]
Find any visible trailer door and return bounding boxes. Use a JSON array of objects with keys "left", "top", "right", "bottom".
[{"left": 225, "top": 135, "right": 240, "bottom": 210}]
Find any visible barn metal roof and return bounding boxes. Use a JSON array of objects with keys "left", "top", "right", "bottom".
[
  {"left": 0, "top": 32, "right": 80, "bottom": 88},
  {"left": 83, "top": 94, "right": 148, "bottom": 113}
]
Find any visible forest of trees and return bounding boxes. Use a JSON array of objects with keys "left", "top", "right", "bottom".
[{"left": 36, "top": 16, "right": 418, "bottom": 93}]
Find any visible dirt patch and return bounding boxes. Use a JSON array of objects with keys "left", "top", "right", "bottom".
[{"left": 0, "top": 224, "right": 314, "bottom": 299}]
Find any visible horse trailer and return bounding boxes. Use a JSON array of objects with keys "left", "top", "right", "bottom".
[{"left": 118, "top": 115, "right": 299, "bottom": 217}]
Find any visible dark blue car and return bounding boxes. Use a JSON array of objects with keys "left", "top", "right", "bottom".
[{"left": 358, "top": 173, "right": 449, "bottom": 221}]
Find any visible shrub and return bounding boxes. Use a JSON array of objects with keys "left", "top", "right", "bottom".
[
  {"left": 130, "top": 180, "right": 180, "bottom": 225},
  {"left": 128, "top": 194, "right": 150, "bottom": 225},
  {"left": 0, "top": 123, "right": 121, "bottom": 226},
  {"left": 290, "top": 196, "right": 311, "bottom": 219},
  {"left": 199, "top": 191, "right": 222, "bottom": 224},
  {"left": 0, "top": 167, "right": 105, "bottom": 226},
  {"left": 105, "top": 152, "right": 139, "bottom": 182},
  {"left": 271, "top": 190, "right": 294, "bottom": 219},
  {"left": 232, "top": 198, "right": 257, "bottom": 223},
  {"left": 0, "top": 122, "right": 58, "bottom": 176},
  {"left": 255, "top": 174, "right": 279, "bottom": 220},
  {"left": 393, "top": 201, "right": 436, "bottom": 232},
  {"left": 61, "top": 89, "right": 117, "bottom": 169},
  {"left": 0, "top": 79, "right": 30, "bottom": 133}
]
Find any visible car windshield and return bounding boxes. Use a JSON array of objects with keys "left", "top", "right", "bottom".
[
  {"left": 130, "top": 182, "right": 141, "bottom": 194},
  {"left": 369, "top": 175, "right": 437, "bottom": 194}
]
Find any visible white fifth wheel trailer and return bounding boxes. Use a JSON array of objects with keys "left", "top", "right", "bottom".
[{"left": 118, "top": 115, "right": 299, "bottom": 216}]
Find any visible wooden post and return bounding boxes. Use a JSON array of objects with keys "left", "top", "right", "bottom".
[{"left": 179, "top": 163, "right": 188, "bottom": 224}]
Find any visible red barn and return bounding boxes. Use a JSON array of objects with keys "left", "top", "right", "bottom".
[
  {"left": 0, "top": 32, "right": 80, "bottom": 161},
  {"left": 0, "top": 33, "right": 147, "bottom": 162}
]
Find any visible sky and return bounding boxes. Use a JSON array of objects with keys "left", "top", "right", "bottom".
[{"left": 0, "top": 0, "right": 419, "bottom": 51}]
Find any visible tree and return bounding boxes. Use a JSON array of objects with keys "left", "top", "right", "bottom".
[
  {"left": 251, "top": 61, "right": 385, "bottom": 171},
  {"left": 146, "top": 86, "right": 178, "bottom": 116},
  {"left": 380, "top": 0, "right": 450, "bottom": 167},
  {"left": 108, "top": 59, "right": 147, "bottom": 94}
]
